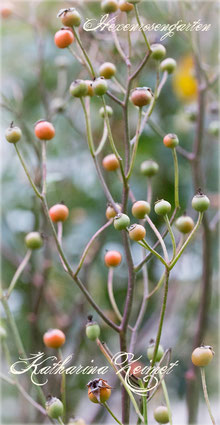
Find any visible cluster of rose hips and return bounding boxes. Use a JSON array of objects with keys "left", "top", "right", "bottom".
[{"left": 5, "top": 119, "right": 210, "bottom": 255}]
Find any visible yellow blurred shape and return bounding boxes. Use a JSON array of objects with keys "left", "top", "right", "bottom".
[{"left": 173, "top": 55, "right": 197, "bottom": 102}]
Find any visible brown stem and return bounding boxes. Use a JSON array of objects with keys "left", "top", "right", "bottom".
[{"left": 186, "top": 58, "right": 213, "bottom": 424}]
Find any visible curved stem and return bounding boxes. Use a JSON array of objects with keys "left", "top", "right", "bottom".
[
  {"left": 134, "top": 208, "right": 178, "bottom": 272},
  {"left": 172, "top": 148, "right": 180, "bottom": 209},
  {"left": 75, "top": 220, "right": 113, "bottom": 276},
  {"left": 103, "top": 402, "right": 124, "bottom": 425},
  {"left": 96, "top": 338, "right": 144, "bottom": 422},
  {"left": 145, "top": 215, "right": 169, "bottom": 263},
  {"left": 107, "top": 268, "right": 123, "bottom": 323},
  {"left": 72, "top": 28, "right": 96, "bottom": 78},
  {"left": 156, "top": 71, "right": 168, "bottom": 98},
  {"left": 139, "top": 239, "right": 168, "bottom": 267},
  {"left": 112, "top": 29, "right": 130, "bottom": 67},
  {"left": 43, "top": 197, "right": 120, "bottom": 332},
  {"left": 129, "top": 251, "right": 148, "bottom": 353},
  {"left": 159, "top": 370, "right": 172, "bottom": 425},
  {"left": 95, "top": 122, "right": 108, "bottom": 155},
  {"left": 80, "top": 98, "right": 95, "bottom": 156},
  {"left": 150, "top": 269, "right": 170, "bottom": 369},
  {"left": 126, "top": 107, "right": 142, "bottom": 179},
  {"left": 200, "top": 367, "right": 216, "bottom": 425},
  {"left": 1, "top": 296, "right": 45, "bottom": 404},
  {"left": 101, "top": 97, "right": 126, "bottom": 182},
  {"left": 134, "top": 5, "right": 151, "bottom": 51},
  {"left": 146, "top": 271, "right": 165, "bottom": 300},
  {"left": 164, "top": 214, "right": 176, "bottom": 260},
  {"left": 169, "top": 212, "right": 203, "bottom": 269},
  {"left": 14, "top": 144, "right": 42, "bottom": 200},
  {"left": 139, "top": 380, "right": 148, "bottom": 424},
  {"left": 58, "top": 417, "right": 65, "bottom": 425},
  {"left": 7, "top": 249, "right": 32, "bottom": 297}
]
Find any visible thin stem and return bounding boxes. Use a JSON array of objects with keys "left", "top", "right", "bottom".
[
  {"left": 95, "top": 122, "right": 108, "bottom": 155},
  {"left": 159, "top": 371, "right": 172, "bottom": 425},
  {"left": 41, "top": 140, "right": 47, "bottom": 196},
  {"left": 134, "top": 208, "right": 178, "bottom": 272},
  {"left": 107, "top": 268, "right": 123, "bottom": 323},
  {"left": 146, "top": 271, "right": 165, "bottom": 300},
  {"left": 80, "top": 96, "right": 122, "bottom": 212},
  {"left": 41, "top": 196, "right": 119, "bottom": 332},
  {"left": 1, "top": 341, "right": 47, "bottom": 416},
  {"left": 112, "top": 29, "right": 130, "bottom": 67},
  {"left": 96, "top": 338, "right": 144, "bottom": 422},
  {"left": 140, "top": 239, "right": 168, "bottom": 267},
  {"left": 112, "top": 76, "right": 126, "bottom": 94},
  {"left": 101, "top": 97, "right": 126, "bottom": 182},
  {"left": 58, "top": 417, "right": 65, "bottom": 425},
  {"left": 103, "top": 402, "right": 124, "bottom": 425},
  {"left": 80, "top": 98, "right": 95, "bottom": 156},
  {"left": 139, "top": 381, "right": 148, "bottom": 424},
  {"left": 145, "top": 215, "right": 169, "bottom": 263},
  {"left": 126, "top": 107, "right": 142, "bottom": 179},
  {"left": 7, "top": 249, "right": 32, "bottom": 297},
  {"left": 1, "top": 295, "right": 45, "bottom": 404},
  {"left": 156, "top": 71, "right": 168, "bottom": 98},
  {"left": 134, "top": 5, "right": 151, "bottom": 51},
  {"left": 14, "top": 144, "right": 42, "bottom": 199},
  {"left": 172, "top": 148, "right": 180, "bottom": 209},
  {"left": 72, "top": 28, "right": 96, "bottom": 78},
  {"left": 58, "top": 349, "right": 66, "bottom": 420},
  {"left": 164, "top": 214, "right": 176, "bottom": 260},
  {"left": 129, "top": 253, "right": 148, "bottom": 353},
  {"left": 169, "top": 212, "right": 203, "bottom": 269},
  {"left": 200, "top": 367, "right": 216, "bottom": 425},
  {"left": 149, "top": 269, "right": 170, "bottom": 369},
  {"left": 75, "top": 220, "right": 113, "bottom": 276}
]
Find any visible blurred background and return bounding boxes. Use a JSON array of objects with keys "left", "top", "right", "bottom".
[{"left": 0, "top": 1, "right": 219, "bottom": 424}]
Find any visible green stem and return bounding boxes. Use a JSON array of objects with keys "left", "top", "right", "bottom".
[
  {"left": 200, "top": 367, "right": 216, "bottom": 425},
  {"left": 146, "top": 271, "right": 165, "bottom": 300},
  {"left": 96, "top": 338, "right": 144, "bottom": 422},
  {"left": 139, "top": 380, "right": 148, "bottom": 424},
  {"left": 14, "top": 144, "right": 42, "bottom": 200},
  {"left": 172, "top": 148, "right": 180, "bottom": 209},
  {"left": 169, "top": 213, "right": 203, "bottom": 269},
  {"left": 7, "top": 249, "right": 32, "bottom": 297},
  {"left": 101, "top": 97, "right": 126, "bottom": 182},
  {"left": 164, "top": 214, "right": 176, "bottom": 260},
  {"left": 80, "top": 98, "right": 95, "bottom": 156},
  {"left": 134, "top": 5, "right": 151, "bottom": 51},
  {"left": 72, "top": 28, "right": 96, "bottom": 78},
  {"left": 75, "top": 220, "right": 113, "bottom": 276},
  {"left": 145, "top": 215, "right": 169, "bottom": 263},
  {"left": 126, "top": 107, "right": 142, "bottom": 179},
  {"left": 103, "top": 402, "right": 124, "bottom": 425},
  {"left": 1, "top": 341, "right": 47, "bottom": 416},
  {"left": 139, "top": 239, "right": 168, "bottom": 267},
  {"left": 1, "top": 296, "right": 45, "bottom": 404},
  {"left": 159, "top": 371, "right": 172, "bottom": 425},
  {"left": 95, "top": 122, "right": 108, "bottom": 155},
  {"left": 150, "top": 269, "right": 170, "bottom": 369},
  {"left": 42, "top": 140, "right": 47, "bottom": 196},
  {"left": 58, "top": 417, "right": 65, "bottom": 425},
  {"left": 58, "top": 349, "right": 66, "bottom": 420},
  {"left": 107, "top": 268, "right": 123, "bottom": 322}
]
